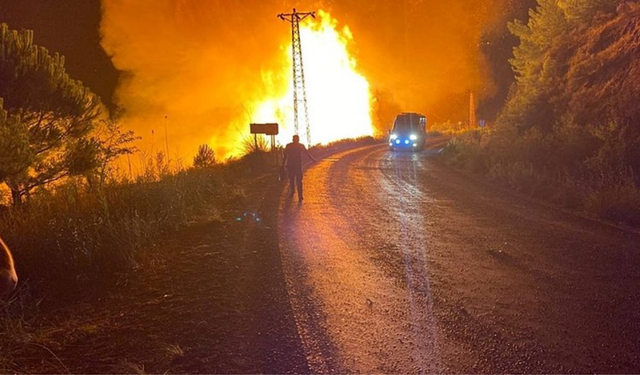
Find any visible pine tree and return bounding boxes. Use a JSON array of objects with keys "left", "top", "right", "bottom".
[
  {"left": 0, "top": 98, "right": 32, "bottom": 190},
  {"left": 558, "top": 0, "right": 617, "bottom": 25},
  {"left": 193, "top": 144, "right": 216, "bottom": 168},
  {"left": 0, "top": 23, "right": 103, "bottom": 204}
]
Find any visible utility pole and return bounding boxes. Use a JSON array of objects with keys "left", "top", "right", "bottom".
[
  {"left": 469, "top": 91, "right": 476, "bottom": 128},
  {"left": 278, "top": 8, "right": 315, "bottom": 146}
]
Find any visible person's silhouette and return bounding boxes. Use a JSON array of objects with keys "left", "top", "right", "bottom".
[{"left": 282, "top": 135, "right": 316, "bottom": 202}]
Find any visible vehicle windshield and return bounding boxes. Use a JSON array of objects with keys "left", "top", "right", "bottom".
[
  {"left": 393, "top": 123, "right": 415, "bottom": 133},
  {"left": 393, "top": 114, "right": 425, "bottom": 134}
]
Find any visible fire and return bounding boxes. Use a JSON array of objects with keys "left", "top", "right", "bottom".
[
  {"left": 101, "top": 1, "right": 508, "bottom": 163},
  {"left": 253, "top": 10, "right": 374, "bottom": 147}
]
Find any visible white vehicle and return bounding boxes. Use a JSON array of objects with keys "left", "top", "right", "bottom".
[{"left": 389, "top": 113, "right": 427, "bottom": 151}]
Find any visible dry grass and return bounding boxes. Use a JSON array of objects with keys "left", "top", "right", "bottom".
[
  {"left": 0, "top": 167, "right": 233, "bottom": 299},
  {"left": 163, "top": 343, "right": 184, "bottom": 359},
  {"left": 0, "top": 142, "right": 297, "bottom": 302},
  {"left": 0, "top": 136, "right": 378, "bottom": 372},
  {"left": 112, "top": 360, "right": 147, "bottom": 375}
]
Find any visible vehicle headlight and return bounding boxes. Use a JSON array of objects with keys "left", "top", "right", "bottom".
[
  {"left": 390, "top": 133, "right": 398, "bottom": 140},
  {"left": 410, "top": 134, "right": 418, "bottom": 141}
]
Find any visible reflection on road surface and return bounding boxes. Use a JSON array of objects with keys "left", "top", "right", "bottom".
[
  {"left": 279, "top": 141, "right": 640, "bottom": 373},
  {"left": 279, "top": 145, "right": 442, "bottom": 373}
]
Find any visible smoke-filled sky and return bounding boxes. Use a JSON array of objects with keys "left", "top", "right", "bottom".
[
  {"left": 100, "top": 0, "right": 510, "bottom": 158},
  {"left": 0, "top": 0, "right": 117, "bottom": 104},
  {"left": 0, "top": 0, "right": 520, "bottom": 160}
]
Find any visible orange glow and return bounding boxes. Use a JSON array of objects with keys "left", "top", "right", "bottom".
[
  {"left": 101, "top": 0, "right": 507, "bottom": 163},
  {"left": 252, "top": 10, "right": 374, "bottom": 147}
]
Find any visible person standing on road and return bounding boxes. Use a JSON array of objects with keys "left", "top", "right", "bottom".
[{"left": 282, "top": 135, "right": 316, "bottom": 202}]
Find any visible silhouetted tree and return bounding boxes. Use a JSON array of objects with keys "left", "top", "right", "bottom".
[
  {"left": 0, "top": 23, "right": 102, "bottom": 204},
  {"left": 477, "top": 0, "right": 536, "bottom": 121},
  {"left": 91, "top": 109, "right": 139, "bottom": 188},
  {"left": 193, "top": 144, "right": 216, "bottom": 168},
  {"left": 502, "top": 0, "right": 621, "bottom": 134},
  {"left": 500, "top": 0, "right": 568, "bottom": 133}
]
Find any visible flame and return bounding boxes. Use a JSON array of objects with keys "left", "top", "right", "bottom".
[
  {"left": 101, "top": 1, "right": 506, "bottom": 163},
  {"left": 251, "top": 10, "right": 374, "bottom": 147}
]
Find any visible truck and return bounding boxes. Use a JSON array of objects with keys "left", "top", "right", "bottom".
[{"left": 388, "top": 112, "right": 427, "bottom": 151}]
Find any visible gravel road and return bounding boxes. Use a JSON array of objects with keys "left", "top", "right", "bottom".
[{"left": 278, "top": 142, "right": 640, "bottom": 373}]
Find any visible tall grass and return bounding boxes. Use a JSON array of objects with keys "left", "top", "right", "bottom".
[
  {"left": 0, "top": 147, "right": 287, "bottom": 300},
  {"left": 0, "top": 147, "right": 285, "bottom": 373},
  {"left": 0, "top": 135, "right": 379, "bottom": 301},
  {"left": 1, "top": 168, "right": 229, "bottom": 298}
]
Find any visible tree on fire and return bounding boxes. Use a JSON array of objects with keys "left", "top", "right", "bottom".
[{"left": 0, "top": 23, "right": 103, "bottom": 204}]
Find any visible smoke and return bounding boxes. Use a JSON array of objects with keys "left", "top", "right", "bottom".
[
  {"left": 100, "top": 0, "right": 509, "bottom": 159},
  {"left": 322, "top": 0, "right": 510, "bottom": 126}
]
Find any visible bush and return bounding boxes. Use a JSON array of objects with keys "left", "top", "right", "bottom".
[
  {"left": 441, "top": 130, "right": 489, "bottom": 173},
  {"left": 582, "top": 166, "right": 640, "bottom": 225},
  {"left": 584, "top": 183, "right": 640, "bottom": 225},
  {"left": 442, "top": 123, "right": 640, "bottom": 226},
  {"left": 0, "top": 164, "right": 234, "bottom": 298}
]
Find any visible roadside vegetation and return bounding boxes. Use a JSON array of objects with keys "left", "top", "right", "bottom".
[
  {"left": 428, "top": 120, "right": 474, "bottom": 136},
  {"left": 0, "top": 22, "right": 378, "bottom": 370},
  {"left": 0, "top": 20, "right": 376, "bottom": 300},
  {"left": 443, "top": 1, "right": 640, "bottom": 226}
]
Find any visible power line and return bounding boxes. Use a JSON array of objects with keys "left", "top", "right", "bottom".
[{"left": 278, "top": 8, "right": 315, "bottom": 146}]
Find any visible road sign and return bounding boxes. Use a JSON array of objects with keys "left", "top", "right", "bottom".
[
  {"left": 249, "top": 123, "right": 280, "bottom": 164},
  {"left": 250, "top": 123, "right": 279, "bottom": 136}
]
